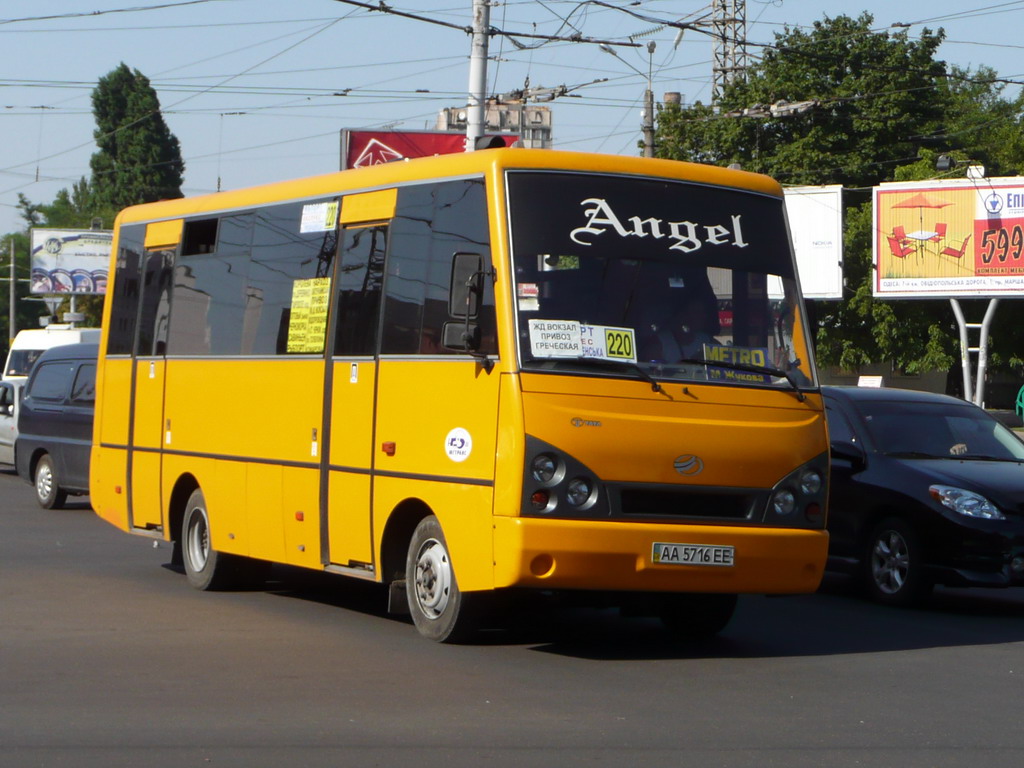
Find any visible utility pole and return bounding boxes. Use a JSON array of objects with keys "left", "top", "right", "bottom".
[
  {"left": 642, "top": 42, "right": 656, "bottom": 158},
  {"left": 711, "top": 0, "right": 746, "bottom": 102},
  {"left": 466, "top": 0, "right": 490, "bottom": 151},
  {"left": 8, "top": 240, "right": 13, "bottom": 344}
]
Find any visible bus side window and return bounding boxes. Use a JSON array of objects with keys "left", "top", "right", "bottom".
[
  {"left": 106, "top": 224, "right": 145, "bottom": 356},
  {"left": 381, "top": 179, "right": 496, "bottom": 357},
  {"left": 334, "top": 225, "right": 386, "bottom": 356}
]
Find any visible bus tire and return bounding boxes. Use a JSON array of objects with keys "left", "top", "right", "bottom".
[
  {"left": 657, "top": 593, "right": 737, "bottom": 641},
  {"left": 34, "top": 453, "right": 67, "bottom": 509},
  {"left": 406, "top": 516, "right": 477, "bottom": 643},
  {"left": 181, "top": 488, "right": 240, "bottom": 591}
]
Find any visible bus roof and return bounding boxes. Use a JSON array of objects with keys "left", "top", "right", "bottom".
[{"left": 114, "top": 148, "right": 783, "bottom": 226}]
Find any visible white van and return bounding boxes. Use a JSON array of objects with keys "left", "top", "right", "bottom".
[{"left": 3, "top": 326, "right": 102, "bottom": 381}]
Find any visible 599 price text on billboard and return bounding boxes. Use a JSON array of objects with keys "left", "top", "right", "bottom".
[{"left": 975, "top": 220, "right": 1024, "bottom": 275}]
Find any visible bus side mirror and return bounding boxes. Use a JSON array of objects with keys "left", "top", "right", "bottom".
[
  {"left": 448, "top": 252, "right": 483, "bottom": 320},
  {"left": 443, "top": 252, "right": 492, "bottom": 371}
]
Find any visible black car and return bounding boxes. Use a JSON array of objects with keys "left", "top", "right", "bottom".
[
  {"left": 823, "top": 385, "right": 1024, "bottom": 605},
  {"left": 15, "top": 342, "right": 98, "bottom": 508}
]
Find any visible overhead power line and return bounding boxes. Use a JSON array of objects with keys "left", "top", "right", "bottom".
[{"left": 330, "top": 0, "right": 642, "bottom": 48}]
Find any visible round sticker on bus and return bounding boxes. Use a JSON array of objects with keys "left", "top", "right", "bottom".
[{"left": 445, "top": 428, "right": 473, "bottom": 462}]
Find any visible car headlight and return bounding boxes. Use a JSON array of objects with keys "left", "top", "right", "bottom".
[{"left": 929, "top": 484, "right": 1005, "bottom": 520}]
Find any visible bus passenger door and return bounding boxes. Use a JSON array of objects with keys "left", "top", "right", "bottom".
[
  {"left": 128, "top": 237, "right": 176, "bottom": 532},
  {"left": 321, "top": 194, "right": 393, "bottom": 571}
]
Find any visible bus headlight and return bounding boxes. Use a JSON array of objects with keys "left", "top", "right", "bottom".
[
  {"left": 531, "top": 454, "right": 558, "bottom": 484},
  {"left": 764, "top": 453, "right": 829, "bottom": 528},
  {"left": 799, "top": 470, "right": 822, "bottom": 495},
  {"left": 771, "top": 489, "right": 796, "bottom": 516},
  {"left": 566, "top": 477, "right": 593, "bottom": 507}
]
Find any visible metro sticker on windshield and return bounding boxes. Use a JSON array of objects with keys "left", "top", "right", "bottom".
[{"left": 704, "top": 344, "right": 772, "bottom": 384}]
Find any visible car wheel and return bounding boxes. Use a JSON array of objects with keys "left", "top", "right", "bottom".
[
  {"left": 657, "top": 593, "right": 737, "bottom": 640},
  {"left": 863, "top": 517, "right": 932, "bottom": 606},
  {"left": 34, "top": 453, "right": 67, "bottom": 509},
  {"left": 181, "top": 488, "right": 247, "bottom": 591},
  {"left": 405, "top": 516, "right": 478, "bottom": 643}
]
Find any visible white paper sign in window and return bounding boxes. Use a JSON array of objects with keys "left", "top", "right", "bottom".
[{"left": 528, "top": 319, "right": 582, "bottom": 357}]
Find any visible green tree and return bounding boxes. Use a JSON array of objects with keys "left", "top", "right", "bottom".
[
  {"left": 656, "top": 13, "right": 1024, "bottom": 380},
  {"left": 8, "top": 63, "right": 186, "bottom": 330},
  {"left": 89, "top": 62, "right": 184, "bottom": 210}
]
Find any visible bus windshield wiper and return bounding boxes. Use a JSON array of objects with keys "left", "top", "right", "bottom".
[
  {"left": 559, "top": 356, "right": 664, "bottom": 393},
  {"left": 678, "top": 356, "right": 806, "bottom": 402}
]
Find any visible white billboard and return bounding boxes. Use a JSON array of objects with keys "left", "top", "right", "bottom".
[
  {"left": 30, "top": 228, "right": 111, "bottom": 295},
  {"left": 783, "top": 185, "right": 844, "bottom": 300}
]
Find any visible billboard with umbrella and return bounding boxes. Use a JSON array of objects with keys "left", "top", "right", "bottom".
[{"left": 873, "top": 178, "right": 1024, "bottom": 297}]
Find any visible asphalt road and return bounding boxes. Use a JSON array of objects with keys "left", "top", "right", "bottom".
[{"left": 3, "top": 466, "right": 1024, "bottom": 768}]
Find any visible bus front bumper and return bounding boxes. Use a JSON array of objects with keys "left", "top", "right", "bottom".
[{"left": 491, "top": 516, "right": 828, "bottom": 594}]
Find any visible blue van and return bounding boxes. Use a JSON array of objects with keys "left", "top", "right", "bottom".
[{"left": 16, "top": 343, "right": 98, "bottom": 508}]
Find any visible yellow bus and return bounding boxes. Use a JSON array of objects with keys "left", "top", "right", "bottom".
[{"left": 90, "top": 148, "right": 829, "bottom": 642}]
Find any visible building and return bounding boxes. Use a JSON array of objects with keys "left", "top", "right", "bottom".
[{"left": 436, "top": 100, "right": 552, "bottom": 149}]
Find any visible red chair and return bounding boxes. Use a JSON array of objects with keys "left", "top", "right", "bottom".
[
  {"left": 887, "top": 235, "right": 914, "bottom": 258},
  {"left": 928, "top": 222, "right": 947, "bottom": 242},
  {"left": 941, "top": 235, "right": 971, "bottom": 259},
  {"left": 893, "top": 225, "right": 909, "bottom": 243}
]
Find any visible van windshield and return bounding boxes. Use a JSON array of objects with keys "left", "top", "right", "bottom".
[{"left": 5, "top": 349, "right": 45, "bottom": 378}]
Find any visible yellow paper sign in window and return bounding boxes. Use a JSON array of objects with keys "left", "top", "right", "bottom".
[{"left": 286, "top": 277, "right": 331, "bottom": 353}]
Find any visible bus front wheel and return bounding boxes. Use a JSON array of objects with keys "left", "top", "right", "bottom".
[
  {"left": 406, "top": 516, "right": 477, "bottom": 643},
  {"left": 182, "top": 488, "right": 237, "bottom": 591},
  {"left": 657, "top": 593, "right": 737, "bottom": 641}
]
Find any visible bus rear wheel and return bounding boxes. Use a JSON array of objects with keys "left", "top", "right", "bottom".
[{"left": 406, "top": 516, "right": 477, "bottom": 643}]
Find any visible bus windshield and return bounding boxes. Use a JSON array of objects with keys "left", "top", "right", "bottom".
[{"left": 507, "top": 171, "right": 815, "bottom": 389}]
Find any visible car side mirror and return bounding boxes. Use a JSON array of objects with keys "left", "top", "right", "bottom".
[{"left": 830, "top": 439, "right": 865, "bottom": 468}]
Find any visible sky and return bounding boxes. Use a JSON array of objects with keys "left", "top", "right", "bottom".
[{"left": 1, "top": 0, "right": 1023, "bottom": 234}]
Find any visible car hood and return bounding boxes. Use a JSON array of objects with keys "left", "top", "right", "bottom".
[{"left": 897, "top": 457, "right": 1024, "bottom": 511}]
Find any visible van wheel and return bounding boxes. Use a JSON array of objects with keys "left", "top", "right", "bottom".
[
  {"left": 34, "top": 454, "right": 67, "bottom": 509},
  {"left": 181, "top": 489, "right": 242, "bottom": 590},
  {"left": 406, "top": 516, "right": 478, "bottom": 643}
]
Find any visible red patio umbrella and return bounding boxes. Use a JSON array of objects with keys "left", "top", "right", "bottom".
[{"left": 892, "top": 192, "right": 952, "bottom": 235}]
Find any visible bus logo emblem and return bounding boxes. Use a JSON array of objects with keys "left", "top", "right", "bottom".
[{"left": 674, "top": 455, "right": 704, "bottom": 475}]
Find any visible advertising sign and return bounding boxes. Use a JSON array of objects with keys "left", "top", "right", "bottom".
[
  {"left": 783, "top": 185, "right": 844, "bottom": 299},
  {"left": 874, "top": 178, "right": 1024, "bottom": 297},
  {"left": 340, "top": 129, "right": 517, "bottom": 169},
  {"left": 30, "top": 228, "right": 111, "bottom": 295}
]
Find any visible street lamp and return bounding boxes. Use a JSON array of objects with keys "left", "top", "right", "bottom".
[{"left": 601, "top": 41, "right": 657, "bottom": 158}]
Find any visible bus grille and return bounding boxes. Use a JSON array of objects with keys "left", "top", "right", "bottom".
[{"left": 615, "top": 487, "right": 761, "bottom": 521}]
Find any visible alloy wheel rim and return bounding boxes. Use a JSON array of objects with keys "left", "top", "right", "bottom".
[
  {"left": 871, "top": 530, "right": 909, "bottom": 595},
  {"left": 37, "top": 464, "right": 53, "bottom": 500}
]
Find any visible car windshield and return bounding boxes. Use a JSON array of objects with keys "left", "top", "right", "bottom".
[
  {"left": 855, "top": 399, "right": 1024, "bottom": 460},
  {"left": 506, "top": 170, "right": 815, "bottom": 390}
]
